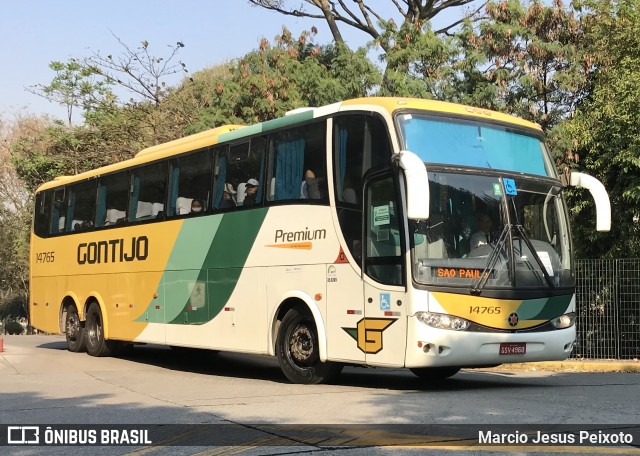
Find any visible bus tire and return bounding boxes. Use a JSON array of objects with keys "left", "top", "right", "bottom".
[
  {"left": 410, "top": 367, "right": 460, "bottom": 380},
  {"left": 65, "top": 303, "right": 86, "bottom": 353},
  {"left": 85, "top": 302, "right": 116, "bottom": 357},
  {"left": 276, "top": 308, "right": 342, "bottom": 384}
]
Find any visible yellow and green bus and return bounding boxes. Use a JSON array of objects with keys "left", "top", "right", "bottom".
[{"left": 30, "top": 97, "right": 611, "bottom": 383}]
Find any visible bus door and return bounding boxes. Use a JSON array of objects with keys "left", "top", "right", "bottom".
[{"left": 362, "top": 171, "right": 407, "bottom": 366}]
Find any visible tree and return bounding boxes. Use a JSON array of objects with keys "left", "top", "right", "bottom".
[
  {"left": 86, "top": 36, "right": 188, "bottom": 107},
  {"left": 248, "top": 0, "right": 481, "bottom": 43},
  {"left": 249, "top": 0, "right": 485, "bottom": 94},
  {"left": 185, "top": 28, "right": 381, "bottom": 130},
  {"left": 0, "top": 115, "right": 45, "bottom": 310},
  {"left": 28, "top": 60, "right": 112, "bottom": 126},
  {"left": 558, "top": 0, "right": 640, "bottom": 259},
  {"left": 0, "top": 295, "right": 27, "bottom": 322},
  {"left": 375, "top": 19, "right": 460, "bottom": 98},
  {"left": 455, "top": 0, "right": 586, "bottom": 130}
]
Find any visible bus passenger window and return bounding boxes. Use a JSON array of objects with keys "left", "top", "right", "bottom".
[
  {"left": 129, "top": 162, "right": 167, "bottom": 223},
  {"left": 34, "top": 190, "right": 52, "bottom": 237},
  {"left": 97, "top": 171, "right": 129, "bottom": 227},
  {"left": 218, "top": 138, "right": 264, "bottom": 209},
  {"left": 66, "top": 179, "right": 97, "bottom": 233},
  {"left": 168, "top": 148, "right": 212, "bottom": 217},
  {"left": 268, "top": 123, "right": 326, "bottom": 203}
]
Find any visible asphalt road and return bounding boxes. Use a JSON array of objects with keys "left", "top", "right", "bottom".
[{"left": 1, "top": 335, "right": 638, "bottom": 455}]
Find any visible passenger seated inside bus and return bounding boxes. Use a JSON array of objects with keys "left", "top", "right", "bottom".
[
  {"left": 219, "top": 183, "right": 236, "bottom": 208},
  {"left": 190, "top": 199, "right": 204, "bottom": 214},
  {"left": 242, "top": 179, "right": 259, "bottom": 207},
  {"left": 300, "top": 169, "right": 324, "bottom": 199},
  {"left": 470, "top": 212, "right": 493, "bottom": 250}
]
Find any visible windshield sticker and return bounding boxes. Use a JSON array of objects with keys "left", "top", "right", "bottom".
[
  {"left": 373, "top": 205, "right": 390, "bottom": 226},
  {"left": 493, "top": 183, "right": 502, "bottom": 196},
  {"left": 537, "top": 251, "right": 554, "bottom": 275},
  {"left": 503, "top": 178, "right": 518, "bottom": 195}
]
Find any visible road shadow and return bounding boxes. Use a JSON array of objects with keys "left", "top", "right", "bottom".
[{"left": 31, "top": 337, "right": 556, "bottom": 391}]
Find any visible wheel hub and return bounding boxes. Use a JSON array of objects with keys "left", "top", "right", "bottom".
[
  {"left": 67, "top": 314, "right": 80, "bottom": 341},
  {"left": 289, "top": 325, "right": 315, "bottom": 366}
]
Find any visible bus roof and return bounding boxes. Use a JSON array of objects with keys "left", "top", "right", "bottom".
[{"left": 35, "top": 97, "right": 542, "bottom": 193}]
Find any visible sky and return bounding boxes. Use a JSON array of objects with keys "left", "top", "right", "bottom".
[{"left": 0, "top": 1, "right": 467, "bottom": 122}]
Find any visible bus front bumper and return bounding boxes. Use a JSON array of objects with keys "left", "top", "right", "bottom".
[{"left": 405, "top": 316, "right": 576, "bottom": 368}]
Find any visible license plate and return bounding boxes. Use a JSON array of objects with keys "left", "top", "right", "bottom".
[{"left": 499, "top": 342, "right": 526, "bottom": 355}]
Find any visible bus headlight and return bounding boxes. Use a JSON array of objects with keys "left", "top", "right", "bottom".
[
  {"left": 415, "top": 312, "right": 470, "bottom": 331},
  {"left": 551, "top": 312, "right": 575, "bottom": 329}
]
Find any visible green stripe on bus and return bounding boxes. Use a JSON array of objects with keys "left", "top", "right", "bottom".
[
  {"left": 516, "top": 294, "right": 573, "bottom": 320},
  {"left": 167, "top": 208, "right": 268, "bottom": 324},
  {"left": 218, "top": 111, "right": 315, "bottom": 144},
  {"left": 218, "top": 124, "right": 263, "bottom": 143},
  {"left": 260, "top": 111, "right": 314, "bottom": 132}
]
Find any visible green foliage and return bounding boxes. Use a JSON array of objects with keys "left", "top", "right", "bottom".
[
  {"left": 0, "top": 295, "right": 27, "bottom": 321},
  {"left": 184, "top": 28, "right": 381, "bottom": 132},
  {"left": 9, "top": 8, "right": 640, "bottom": 262},
  {"left": 3, "top": 320, "right": 24, "bottom": 335},
  {"left": 377, "top": 20, "right": 458, "bottom": 98},
  {"left": 0, "top": 206, "right": 31, "bottom": 306},
  {"left": 559, "top": 0, "right": 640, "bottom": 258},
  {"left": 459, "top": 0, "right": 586, "bottom": 130},
  {"left": 29, "top": 59, "right": 113, "bottom": 126}
]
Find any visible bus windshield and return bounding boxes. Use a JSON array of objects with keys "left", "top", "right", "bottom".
[
  {"left": 411, "top": 171, "right": 573, "bottom": 290},
  {"left": 397, "top": 114, "right": 554, "bottom": 177}
]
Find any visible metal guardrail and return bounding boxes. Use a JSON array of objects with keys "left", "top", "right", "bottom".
[{"left": 572, "top": 259, "right": 640, "bottom": 359}]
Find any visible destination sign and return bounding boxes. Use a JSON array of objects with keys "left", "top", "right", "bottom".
[{"left": 433, "top": 267, "right": 492, "bottom": 279}]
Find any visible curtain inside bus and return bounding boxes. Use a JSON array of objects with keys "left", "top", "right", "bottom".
[
  {"left": 338, "top": 127, "right": 348, "bottom": 189},
  {"left": 213, "top": 153, "right": 227, "bottom": 209},
  {"left": 274, "top": 137, "right": 305, "bottom": 199},
  {"left": 169, "top": 165, "right": 180, "bottom": 215},
  {"left": 95, "top": 184, "right": 107, "bottom": 227}
]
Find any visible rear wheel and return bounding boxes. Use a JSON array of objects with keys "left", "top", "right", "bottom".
[
  {"left": 410, "top": 367, "right": 461, "bottom": 380},
  {"left": 65, "top": 303, "right": 86, "bottom": 352},
  {"left": 276, "top": 308, "right": 342, "bottom": 384},
  {"left": 85, "top": 302, "right": 121, "bottom": 357}
]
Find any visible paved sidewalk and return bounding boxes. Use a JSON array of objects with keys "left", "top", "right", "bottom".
[{"left": 495, "top": 359, "right": 640, "bottom": 373}]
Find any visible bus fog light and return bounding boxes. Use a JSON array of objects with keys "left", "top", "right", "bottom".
[
  {"left": 416, "top": 312, "right": 470, "bottom": 331},
  {"left": 552, "top": 312, "right": 575, "bottom": 329}
]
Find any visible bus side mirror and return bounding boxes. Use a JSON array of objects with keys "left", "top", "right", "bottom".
[
  {"left": 569, "top": 171, "right": 611, "bottom": 231},
  {"left": 396, "top": 150, "right": 429, "bottom": 220}
]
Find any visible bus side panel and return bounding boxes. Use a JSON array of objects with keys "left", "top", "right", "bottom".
[
  {"left": 325, "top": 262, "right": 366, "bottom": 364},
  {"left": 211, "top": 266, "right": 267, "bottom": 353},
  {"left": 103, "top": 272, "right": 163, "bottom": 342},
  {"left": 266, "top": 264, "right": 327, "bottom": 351},
  {"left": 163, "top": 267, "right": 268, "bottom": 352},
  {"left": 30, "top": 276, "right": 60, "bottom": 334}
]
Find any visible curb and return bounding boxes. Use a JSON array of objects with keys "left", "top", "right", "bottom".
[{"left": 492, "top": 360, "right": 640, "bottom": 373}]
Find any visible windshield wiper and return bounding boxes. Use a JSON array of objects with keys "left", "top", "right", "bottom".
[
  {"left": 513, "top": 224, "right": 556, "bottom": 294},
  {"left": 471, "top": 224, "right": 510, "bottom": 295}
]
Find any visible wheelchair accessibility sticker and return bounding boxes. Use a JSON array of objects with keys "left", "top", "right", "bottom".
[{"left": 380, "top": 293, "right": 391, "bottom": 311}]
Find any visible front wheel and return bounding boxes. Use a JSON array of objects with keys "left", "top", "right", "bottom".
[
  {"left": 65, "top": 303, "right": 86, "bottom": 352},
  {"left": 410, "top": 367, "right": 461, "bottom": 380},
  {"left": 276, "top": 308, "right": 342, "bottom": 384}
]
